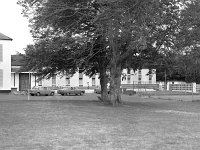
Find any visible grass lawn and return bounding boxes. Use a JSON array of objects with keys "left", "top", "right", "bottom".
[{"left": 0, "top": 94, "right": 200, "bottom": 150}]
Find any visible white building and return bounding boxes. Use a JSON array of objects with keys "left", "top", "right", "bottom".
[
  {"left": 121, "top": 68, "right": 156, "bottom": 85},
  {"left": 0, "top": 33, "right": 13, "bottom": 93},
  {"left": 11, "top": 54, "right": 156, "bottom": 91},
  {"left": 11, "top": 55, "right": 100, "bottom": 90},
  {"left": 37, "top": 71, "right": 100, "bottom": 88}
]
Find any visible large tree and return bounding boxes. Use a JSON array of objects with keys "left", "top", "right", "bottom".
[
  {"left": 18, "top": 0, "right": 190, "bottom": 105},
  {"left": 85, "top": 0, "right": 187, "bottom": 104}
]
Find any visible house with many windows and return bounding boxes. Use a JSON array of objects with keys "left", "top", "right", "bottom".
[
  {"left": 0, "top": 33, "right": 13, "bottom": 93},
  {"left": 11, "top": 55, "right": 101, "bottom": 91}
]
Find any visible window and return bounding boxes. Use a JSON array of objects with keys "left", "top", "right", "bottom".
[
  {"left": 38, "top": 79, "right": 42, "bottom": 86},
  {"left": 79, "top": 69, "right": 84, "bottom": 73},
  {"left": 127, "top": 68, "right": 131, "bottom": 74},
  {"left": 138, "top": 69, "right": 141, "bottom": 74},
  {"left": 138, "top": 74, "right": 142, "bottom": 84},
  {"left": 14, "top": 73, "right": 15, "bottom": 87},
  {"left": 0, "top": 44, "right": 3, "bottom": 62},
  {"left": 79, "top": 69, "right": 84, "bottom": 86},
  {"left": 79, "top": 72, "right": 83, "bottom": 78},
  {"left": 92, "top": 75, "right": 95, "bottom": 86},
  {"left": 79, "top": 78, "right": 83, "bottom": 86},
  {"left": 66, "top": 77, "right": 70, "bottom": 86},
  {"left": 149, "top": 74, "right": 152, "bottom": 84},
  {"left": 92, "top": 78, "right": 95, "bottom": 86},
  {"left": 0, "top": 69, "right": 3, "bottom": 87},
  {"left": 34, "top": 75, "right": 37, "bottom": 86},
  {"left": 127, "top": 75, "right": 131, "bottom": 84},
  {"left": 52, "top": 75, "right": 56, "bottom": 86},
  {"left": 79, "top": 69, "right": 84, "bottom": 78}
]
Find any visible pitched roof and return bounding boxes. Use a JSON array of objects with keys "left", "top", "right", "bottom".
[
  {"left": 0, "top": 32, "right": 12, "bottom": 41},
  {"left": 11, "top": 55, "right": 26, "bottom": 66}
]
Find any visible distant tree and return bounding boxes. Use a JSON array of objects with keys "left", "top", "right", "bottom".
[
  {"left": 175, "top": 49, "right": 200, "bottom": 83},
  {"left": 176, "top": 0, "right": 200, "bottom": 83},
  {"left": 155, "top": 0, "right": 200, "bottom": 83}
]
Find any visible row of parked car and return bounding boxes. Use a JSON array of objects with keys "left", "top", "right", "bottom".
[
  {"left": 29, "top": 86, "right": 136, "bottom": 96},
  {"left": 29, "top": 86, "right": 86, "bottom": 96}
]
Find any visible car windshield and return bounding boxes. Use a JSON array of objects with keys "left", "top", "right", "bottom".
[
  {"left": 32, "top": 87, "right": 39, "bottom": 89},
  {"left": 32, "top": 87, "right": 48, "bottom": 90}
]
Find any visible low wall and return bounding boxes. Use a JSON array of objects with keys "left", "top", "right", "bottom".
[{"left": 121, "top": 84, "right": 159, "bottom": 91}]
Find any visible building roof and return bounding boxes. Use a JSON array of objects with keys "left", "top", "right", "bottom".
[
  {"left": 0, "top": 32, "right": 13, "bottom": 41},
  {"left": 11, "top": 68, "right": 21, "bottom": 73},
  {"left": 11, "top": 55, "right": 29, "bottom": 73},
  {"left": 11, "top": 55, "right": 26, "bottom": 66}
]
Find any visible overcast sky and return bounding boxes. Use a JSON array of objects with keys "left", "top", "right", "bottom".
[{"left": 0, "top": 0, "right": 33, "bottom": 54}]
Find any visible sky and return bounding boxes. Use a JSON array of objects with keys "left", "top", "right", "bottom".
[{"left": 0, "top": 0, "right": 33, "bottom": 54}]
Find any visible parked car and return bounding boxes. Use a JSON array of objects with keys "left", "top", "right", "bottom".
[
  {"left": 29, "top": 86, "right": 55, "bottom": 96},
  {"left": 94, "top": 88, "right": 110, "bottom": 94},
  {"left": 94, "top": 88, "right": 101, "bottom": 94},
  {"left": 57, "top": 87, "right": 85, "bottom": 96},
  {"left": 123, "top": 89, "right": 136, "bottom": 95}
]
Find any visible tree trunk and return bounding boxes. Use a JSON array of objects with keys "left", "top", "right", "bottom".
[
  {"left": 107, "top": 20, "right": 123, "bottom": 106},
  {"left": 109, "top": 63, "right": 122, "bottom": 106},
  {"left": 100, "top": 73, "right": 110, "bottom": 103},
  {"left": 99, "top": 62, "right": 110, "bottom": 103}
]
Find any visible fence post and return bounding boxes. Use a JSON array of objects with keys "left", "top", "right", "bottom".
[
  {"left": 167, "top": 82, "right": 170, "bottom": 91},
  {"left": 159, "top": 83, "right": 163, "bottom": 91},
  {"left": 192, "top": 83, "right": 196, "bottom": 93}
]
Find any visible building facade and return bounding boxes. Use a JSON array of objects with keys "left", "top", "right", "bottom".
[
  {"left": 11, "top": 55, "right": 101, "bottom": 90},
  {"left": 11, "top": 54, "right": 156, "bottom": 91},
  {"left": 0, "top": 33, "right": 13, "bottom": 93},
  {"left": 121, "top": 68, "right": 156, "bottom": 84},
  {"left": 36, "top": 71, "right": 100, "bottom": 88}
]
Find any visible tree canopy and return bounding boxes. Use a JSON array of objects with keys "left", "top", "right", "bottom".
[{"left": 18, "top": 0, "right": 200, "bottom": 104}]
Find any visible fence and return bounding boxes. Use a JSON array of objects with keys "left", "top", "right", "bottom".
[
  {"left": 169, "top": 83, "right": 193, "bottom": 92},
  {"left": 50, "top": 83, "right": 200, "bottom": 93},
  {"left": 121, "top": 82, "right": 200, "bottom": 94},
  {"left": 196, "top": 84, "right": 200, "bottom": 93},
  {"left": 121, "top": 83, "right": 159, "bottom": 91}
]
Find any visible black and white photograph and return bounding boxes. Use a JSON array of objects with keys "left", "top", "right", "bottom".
[{"left": 0, "top": 0, "right": 200, "bottom": 149}]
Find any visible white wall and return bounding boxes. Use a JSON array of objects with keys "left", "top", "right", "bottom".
[
  {"left": 11, "top": 73, "right": 19, "bottom": 90},
  {"left": 0, "top": 40, "right": 12, "bottom": 91},
  {"left": 38, "top": 72, "right": 100, "bottom": 87},
  {"left": 121, "top": 69, "right": 156, "bottom": 84},
  {"left": 70, "top": 72, "right": 80, "bottom": 87}
]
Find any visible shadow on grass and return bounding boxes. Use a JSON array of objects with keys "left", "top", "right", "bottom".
[
  {"left": 0, "top": 99, "right": 109, "bottom": 106},
  {"left": 0, "top": 98, "right": 159, "bottom": 110}
]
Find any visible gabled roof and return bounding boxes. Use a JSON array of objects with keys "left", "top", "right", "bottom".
[
  {"left": 0, "top": 32, "right": 13, "bottom": 41},
  {"left": 11, "top": 55, "right": 26, "bottom": 66}
]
